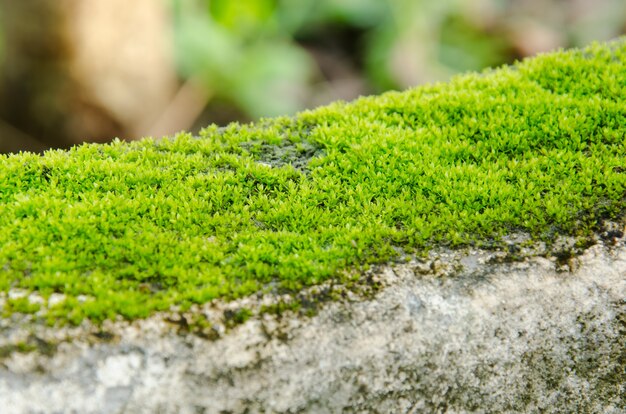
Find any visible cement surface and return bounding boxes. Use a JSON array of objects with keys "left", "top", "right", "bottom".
[{"left": 1, "top": 240, "right": 625, "bottom": 413}]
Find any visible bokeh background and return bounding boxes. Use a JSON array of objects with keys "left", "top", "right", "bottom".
[{"left": 0, "top": 0, "right": 624, "bottom": 153}]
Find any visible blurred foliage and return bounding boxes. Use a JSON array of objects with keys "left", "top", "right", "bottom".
[
  {"left": 172, "top": 0, "right": 314, "bottom": 119},
  {"left": 172, "top": 0, "right": 626, "bottom": 121},
  {"left": 0, "top": 0, "right": 624, "bottom": 151}
]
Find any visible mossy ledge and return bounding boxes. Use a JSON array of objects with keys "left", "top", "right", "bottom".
[{"left": 2, "top": 39, "right": 626, "bottom": 325}]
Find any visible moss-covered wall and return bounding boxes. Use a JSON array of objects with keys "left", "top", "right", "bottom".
[{"left": 1, "top": 39, "right": 626, "bottom": 324}]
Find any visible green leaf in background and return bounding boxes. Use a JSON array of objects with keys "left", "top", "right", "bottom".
[
  {"left": 438, "top": 12, "right": 509, "bottom": 73},
  {"left": 234, "top": 42, "right": 313, "bottom": 118},
  {"left": 318, "top": 0, "right": 389, "bottom": 27},
  {"left": 172, "top": 0, "right": 240, "bottom": 86},
  {"left": 172, "top": 0, "right": 316, "bottom": 117},
  {"left": 208, "top": 0, "right": 276, "bottom": 37}
]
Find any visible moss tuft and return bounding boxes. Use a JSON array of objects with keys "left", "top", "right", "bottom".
[{"left": 2, "top": 39, "right": 626, "bottom": 324}]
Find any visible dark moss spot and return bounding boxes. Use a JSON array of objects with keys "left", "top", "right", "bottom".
[{"left": 224, "top": 308, "right": 252, "bottom": 327}]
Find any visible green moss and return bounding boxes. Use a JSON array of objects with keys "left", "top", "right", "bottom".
[
  {"left": 2, "top": 39, "right": 626, "bottom": 324},
  {"left": 2, "top": 297, "right": 41, "bottom": 315}
]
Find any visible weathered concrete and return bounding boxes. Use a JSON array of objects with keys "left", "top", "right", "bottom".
[{"left": 1, "top": 239, "right": 625, "bottom": 413}]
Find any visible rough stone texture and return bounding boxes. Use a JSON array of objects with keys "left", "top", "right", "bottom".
[{"left": 1, "top": 240, "right": 625, "bottom": 413}]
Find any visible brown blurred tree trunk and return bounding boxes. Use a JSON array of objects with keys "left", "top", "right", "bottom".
[{"left": 0, "top": 0, "right": 178, "bottom": 153}]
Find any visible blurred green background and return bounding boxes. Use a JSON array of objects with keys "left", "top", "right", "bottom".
[{"left": 0, "top": 0, "right": 625, "bottom": 153}]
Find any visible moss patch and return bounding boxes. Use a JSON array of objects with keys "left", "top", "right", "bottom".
[{"left": 2, "top": 40, "right": 626, "bottom": 324}]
